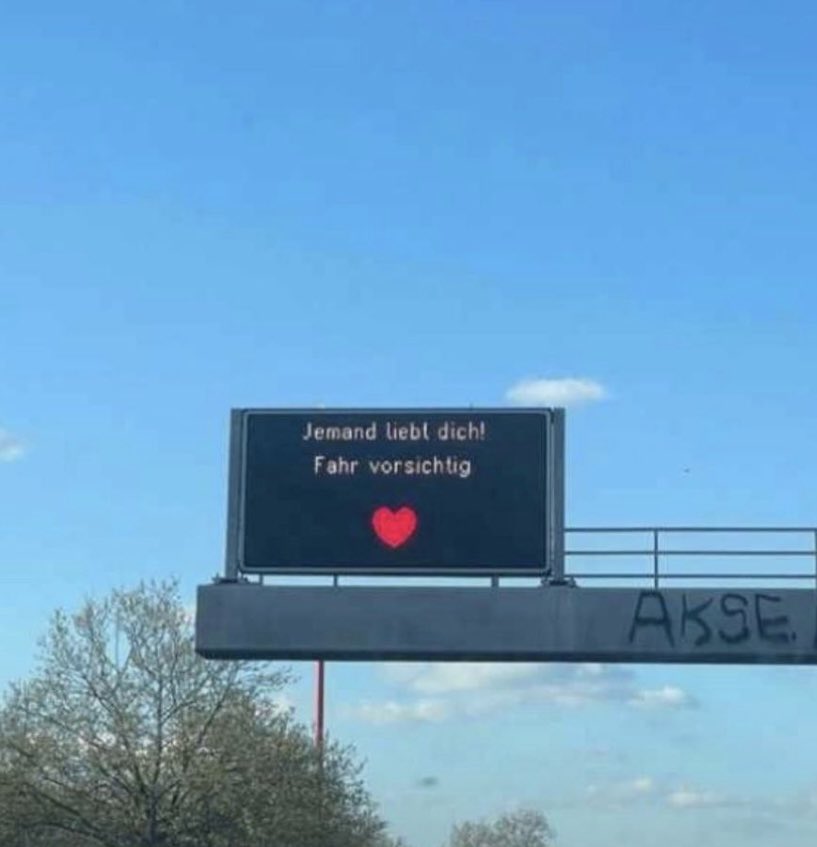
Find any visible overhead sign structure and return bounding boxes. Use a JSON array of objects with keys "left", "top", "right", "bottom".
[
  {"left": 224, "top": 408, "right": 564, "bottom": 575},
  {"left": 197, "top": 409, "right": 817, "bottom": 666}
]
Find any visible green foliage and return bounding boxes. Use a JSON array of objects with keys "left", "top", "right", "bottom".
[
  {"left": 0, "top": 581, "right": 391, "bottom": 847},
  {"left": 447, "top": 808, "right": 554, "bottom": 847}
]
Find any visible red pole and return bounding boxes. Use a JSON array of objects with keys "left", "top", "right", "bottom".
[{"left": 314, "top": 659, "right": 325, "bottom": 755}]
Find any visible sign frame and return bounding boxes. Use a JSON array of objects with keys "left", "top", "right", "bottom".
[{"left": 223, "top": 407, "right": 565, "bottom": 579}]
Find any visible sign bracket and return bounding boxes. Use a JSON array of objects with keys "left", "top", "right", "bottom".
[{"left": 223, "top": 409, "right": 244, "bottom": 582}]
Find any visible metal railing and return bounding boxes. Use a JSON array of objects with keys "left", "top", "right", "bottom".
[
  {"left": 249, "top": 527, "right": 817, "bottom": 589},
  {"left": 564, "top": 527, "right": 817, "bottom": 589}
]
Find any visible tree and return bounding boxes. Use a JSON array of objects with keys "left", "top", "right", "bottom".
[
  {"left": 447, "top": 808, "right": 554, "bottom": 847},
  {"left": 0, "top": 581, "right": 390, "bottom": 847}
]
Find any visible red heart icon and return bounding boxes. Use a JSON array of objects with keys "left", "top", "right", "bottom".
[{"left": 371, "top": 506, "right": 417, "bottom": 549}]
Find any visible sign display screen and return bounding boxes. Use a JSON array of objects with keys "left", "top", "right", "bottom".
[{"left": 227, "top": 408, "right": 563, "bottom": 574}]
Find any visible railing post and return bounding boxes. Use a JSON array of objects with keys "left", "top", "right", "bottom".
[
  {"left": 813, "top": 530, "right": 817, "bottom": 590},
  {"left": 653, "top": 529, "right": 660, "bottom": 589}
]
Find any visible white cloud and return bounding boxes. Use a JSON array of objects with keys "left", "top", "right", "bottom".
[
  {"left": 0, "top": 429, "right": 25, "bottom": 462},
  {"left": 630, "top": 776, "right": 656, "bottom": 795},
  {"left": 667, "top": 787, "right": 732, "bottom": 810},
  {"left": 586, "top": 776, "right": 658, "bottom": 808},
  {"left": 350, "top": 663, "right": 695, "bottom": 724},
  {"left": 629, "top": 685, "right": 697, "bottom": 710},
  {"left": 585, "top": 778, "right": 733, "bottom": 812},
  {"left": 390, "top": 662, "right": 546, "bottom": 695},
  {"left": 505, "top": 377, "right": 607, "bottom": 407},
  {"left": 346, "top": 698, "right": 450, "bottom": 725},
  {"left": 583, "top": 778, "right": 817, "bottom": 823}
]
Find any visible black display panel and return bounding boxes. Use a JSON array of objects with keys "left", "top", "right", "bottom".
[{"left": 228, "top": 409, "right": 561, "bottom": 574}]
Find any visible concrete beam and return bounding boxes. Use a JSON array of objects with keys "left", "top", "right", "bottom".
[{"left": 195, "top": 583, "right": 817, "bottom": 664}]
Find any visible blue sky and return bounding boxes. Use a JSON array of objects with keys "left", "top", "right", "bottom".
[{"left": 2, "top": 2, "right": 817, "bottom": 845}]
